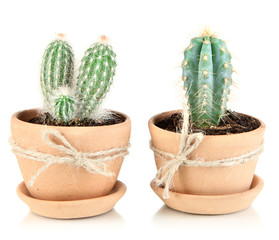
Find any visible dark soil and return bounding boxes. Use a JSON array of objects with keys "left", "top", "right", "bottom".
[
  {"left": 155, "top": 111, "right": 261, "bottom": 135},
  {"left": 29, "top": 112, "right": 126, "bottom": 127}
]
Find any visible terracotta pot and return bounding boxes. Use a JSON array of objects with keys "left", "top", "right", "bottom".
[
  {"left": 11, "top": 108, "right": 131, "bottom": 201},
  {"left": 148, "top": 110, "right": 265, "bottom": 195}
]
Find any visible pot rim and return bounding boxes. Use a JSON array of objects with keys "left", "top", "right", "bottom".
[
  {"left": 148, "top": 109, "right": 266, "bottom": 138},
  {"left": 12, "top": 108, "right": 131, "bottom": 130}
]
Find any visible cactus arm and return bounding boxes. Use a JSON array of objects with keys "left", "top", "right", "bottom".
[
  {"left": 40, "top": 38, "right": 75, "bottom": 121},
  {"left": 40, "top": 41, "right": 55, "bottom": 103},
  {"left": 76, "top": 41, "right": 116, "bottom": 119},
  {"left": 40, "top": 39, "right": 74, "bottom": 107}
]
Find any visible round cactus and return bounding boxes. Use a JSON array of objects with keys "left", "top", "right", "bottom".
[
  {"left": 76, "top": 36, "right": 116, "bottom": 119},
  {"left": 182, "top": 32, "right": 233, "bottom": 128},
  {"left": 54, "top": 95, "right": 75, "bottom": 122},
  {"left": 52, "top": 86, "right": 76, "bottom": 122}
]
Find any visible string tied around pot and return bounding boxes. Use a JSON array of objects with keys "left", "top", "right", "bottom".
[
  {"left": 150, "top": 105, "right": 203, "bottom": 199},
  {"left": 9, "top": 129, "right": 130, "bottom": 187},
  {"left": 150, "top": 106, "right": 264, "bottom": 199}
]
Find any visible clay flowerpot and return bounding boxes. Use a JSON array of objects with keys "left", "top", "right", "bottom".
[
  {"left": 11, "top": 108, "right": 131, "bottom": 203},
  {"left": 149, "top": 110, "right": 265, "bottom": 214}
]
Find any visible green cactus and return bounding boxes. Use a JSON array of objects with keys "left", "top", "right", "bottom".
[
  {"left": 182, "top": 33, "right": 233, "bottom": 128},
  {"left": 39, "top": 35, "right": 116, "bottom": 123},
  {"left": 40, "top": 38, "right": 74, "bottom": 103},
  {"left": 76, "top": 39, "right": 116, "bottom": 119},
  {"left": 53, "top": 89, "right": 76, "bottom": 122}
]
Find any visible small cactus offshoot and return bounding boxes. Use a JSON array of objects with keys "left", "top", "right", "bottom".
[
  {"left": 182, "top": 30, "right": 233, "bottom": 128},
  {"left": 53, "top": 87, "right": 76, "bottom": 122},
  {"left": 40, "top": 34, "right": 116, "bottom": 123}
]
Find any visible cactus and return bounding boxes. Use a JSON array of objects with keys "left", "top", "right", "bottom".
[
  {"left": 182, "top": 32, "right": 233, "bottom": 128},
  {"left": 76, "top": 36, "right": 116, "bottom": 119},
  {"left": 40, "top": 35, "right": 116, "bottom": 123},
  {"left": 40, "top": 36, "right": 74, "bottom": 122},
  {"left": 53, "top": 87, "right": 76, "bottom": 122},
  {"left": 40, "top": 38, "right": 74, "bottom": 104}
]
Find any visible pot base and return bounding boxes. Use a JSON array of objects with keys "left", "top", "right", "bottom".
[
  {"left": 150, "top": 174, "right": 263, "bottom": 215},
  {"left": 16, "top": 180, "right": 126, "bottom": 219}
]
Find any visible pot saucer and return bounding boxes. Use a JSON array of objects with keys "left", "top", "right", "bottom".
[
  {"left": 16, "top": 180, "right": 126, "bottom": 219},
  {"left": 150, "top": 174, "right": 264, "bottom": 215}
]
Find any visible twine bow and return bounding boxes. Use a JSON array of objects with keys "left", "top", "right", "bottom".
[
  {"left": 150, "top": 132, "right": 203, "bottom": 199},
  {"left": 9, "top": 129, "right": 130, "bottom": 187}
]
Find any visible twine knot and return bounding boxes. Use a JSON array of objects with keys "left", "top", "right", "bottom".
[
  {"left": 10, "top": 129, "right": 130, "bottom": 187},
  {"left": 150, "top": 132, "right": 203, "bottom": 199}
]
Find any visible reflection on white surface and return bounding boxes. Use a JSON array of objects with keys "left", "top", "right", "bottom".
[
  {"left": 19, "top": 209, "right": 125, "bottom": 233},
  {"left": 152, "top": 205, "right": 263, "bottom": 231}
]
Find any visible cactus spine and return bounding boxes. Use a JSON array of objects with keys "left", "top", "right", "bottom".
[
  {"left": 182, "top": 33, "right": 233, "bottom": 128},
  {"left": 76, "top": 39, "right": 116, "bottom": 119}
]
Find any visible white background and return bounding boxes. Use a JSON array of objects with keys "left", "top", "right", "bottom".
[{"left": 0, "top": 0, "right": 278, "bottom": 239}]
